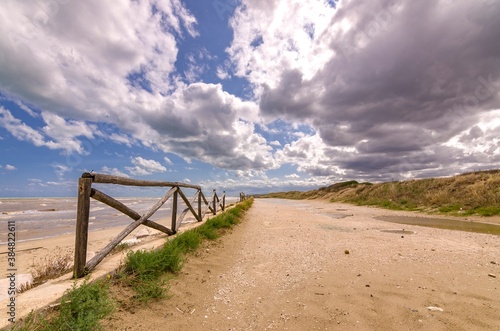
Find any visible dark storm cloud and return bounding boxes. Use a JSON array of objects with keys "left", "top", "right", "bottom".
[{"left": 259, "top": 0, "right": 500, "bottom": 177}]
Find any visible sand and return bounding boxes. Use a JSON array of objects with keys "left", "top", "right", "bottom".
[
  {"left": 101, "top": 198, "right": 500, "bottom": 331},
  {"left": 0, "top": 225, "right": 166, "bottom": 276},
  {"left": 1, "top": 198, "right": 499, "bottom": 330}
]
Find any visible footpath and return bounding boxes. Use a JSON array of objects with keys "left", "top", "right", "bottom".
[{"left": 101, "top": 198, "right": 500, "bottom": 331}]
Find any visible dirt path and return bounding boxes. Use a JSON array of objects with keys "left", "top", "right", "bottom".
[{"left": 102, "top": 199, "right": 500, "bottom": 331}]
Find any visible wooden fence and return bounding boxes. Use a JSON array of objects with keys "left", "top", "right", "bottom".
[{"left": 74, "top": 172, "right": 228, "bottom": 278}]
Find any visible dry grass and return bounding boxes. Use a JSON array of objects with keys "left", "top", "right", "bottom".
[
  {"left": 260, "top": 170, "right": 500, "bottom": 216},
  {"left": 31, "top": 247, "right": 73, "bottom": 286}
]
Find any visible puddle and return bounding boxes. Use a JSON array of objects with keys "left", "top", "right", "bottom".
[
  {"left": 321, "top": 213, "right": 350, "bottom": 219},
  {"left": 320, "top": 224, "right": 352, "bottom": 232},
  {"left": 381, "top": 229, "right": 415, "bottom": 234},
  {"left": 375, "top": 216, "right": 500, "bottom": 236}
]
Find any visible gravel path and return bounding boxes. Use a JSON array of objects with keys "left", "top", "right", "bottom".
[{"left": 103, "top": 199, "right": 500, "bottom": 330}]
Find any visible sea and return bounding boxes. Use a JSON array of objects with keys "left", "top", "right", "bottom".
[{"left": 0, "top": 196, "right": 239, "bottom": 244}]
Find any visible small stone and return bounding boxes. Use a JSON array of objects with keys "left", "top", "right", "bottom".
[
  {"left": 491, "top": 261, "right": 497, "bottom": 265},
  {"left": 488, "top": 273, "right": 496, "bottom": 278},
  {"left": 365, "top": 284, "right": 370, "bottom": 287},
  {"left": 426, "top": 306, "right": 443, "bottom": 312},
  {"left": 344, "top": 250, "right": 350, "bottom": 254}
]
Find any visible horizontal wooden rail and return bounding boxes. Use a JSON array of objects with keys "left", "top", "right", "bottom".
[
  {"left": 82, "top": 172, "right": 201, "bottom": 190},
  {"left": 74, "top": 172, "right": 240, "bottom": 278}
]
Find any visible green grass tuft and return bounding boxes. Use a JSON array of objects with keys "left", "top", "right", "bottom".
[{"left": 12, "top": 279, "right": 113, "bottom": 331}]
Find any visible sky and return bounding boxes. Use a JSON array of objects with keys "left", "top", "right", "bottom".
[{"left": 0, "top": 0, "right": 499, "bottom": 197}]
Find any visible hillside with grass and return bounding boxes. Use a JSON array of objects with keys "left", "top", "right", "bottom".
[{"left": 260, "top": 170, "right": 500, "bottom": 216}]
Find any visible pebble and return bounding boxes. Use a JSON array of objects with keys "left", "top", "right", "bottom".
[
  {"left": 426, "top": 306, "right": 443, "bottom": 312},
  {"left": 487, "top": 273, "right": 496, "bottom": 278}
]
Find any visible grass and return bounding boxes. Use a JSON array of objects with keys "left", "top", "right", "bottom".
[
  {"left": 259, "top": 170, "right": 500, "bottom": 216},
  {"left": 11, "top": 279, "right": 113, "bottom": 331}
]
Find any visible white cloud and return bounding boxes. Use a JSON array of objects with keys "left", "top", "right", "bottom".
[
  {"left": 100, "top": 166, "right": 130, "bottom": 178},
  {"left": 269, "top": 140, "right": 281, "bottom": 146},
  {"left": 0, "top": 107, "right": 99, "bottom": 154},
  {"left": 275, "top": 133, "right": 348, "bottom": 177},
  {"left": 4, "top": 164, "right": 16, "bottom": 171},
  {"left": 229, "top": 0, "right": 500, "bottom": 180},
  {"left": 216, "top": 66, "right": 230, "bottom": 80},
  {"left": 126, "top": 156, "right": 167, "bottom": 176},
  {"left": 164, "top": 157, "right": 173, "bottom": 165},
  {"left": 228, "top": 0, "right": 336, "bottom": 90},
  {"left": 52, "top": 164, "right": 71, "bottom": 179},
  {"left": 0, "top": 1, "right": 278, "bottom": 172},
  {"left": 108, "top": 132, "right": 135, "bottom": 147}
]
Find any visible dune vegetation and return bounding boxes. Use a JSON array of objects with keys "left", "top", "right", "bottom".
[{"left": 260, "top": 170, "right": 500, "bottom": 216}]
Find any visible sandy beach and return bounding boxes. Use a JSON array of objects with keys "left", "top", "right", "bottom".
[
  {"left": 101, "top": 198, "right": 500, "bottom": 331},
  {"left": 1, "top": 198, "right": 499, "bottom": 330}
]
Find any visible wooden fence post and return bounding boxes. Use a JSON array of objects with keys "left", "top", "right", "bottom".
[
  {"left": 212, "top": 189, "right": 217, "bottom": 214},
  {"left": 198, "top": 189, "right": 202, "bottom": 222},
  {"left": 222, "top": 191, "right": 226, "bottom": 211},
  {"left": 74, "top": 177, "right": 92, "bottom": 278},
  {"left": 172, "top": 188, "right": 178, "bottom": 233}
]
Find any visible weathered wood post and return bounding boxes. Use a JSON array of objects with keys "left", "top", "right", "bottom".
[
  {"left": 197, "top": 189, "right": 202, "bottom": 222},
  {"left": 212, "top": 189, "right": 217, "bottom": 214},
  {"left": 172, "top": 188, "right": 178, "bottom": 233},
  {"left": 222, "top": 191, "right": 226, "bottom": 211},
  {"left": 74, "top": 177, "right": 92, "bottom": 278}
]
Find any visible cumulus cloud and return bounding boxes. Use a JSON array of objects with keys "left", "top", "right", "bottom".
[
  {"left": 4, "top": 164, "right": 16, "bottom": 171},
  {"left": 100, "top": 166, "right": 130, "bottom": 178},
  {"left": 0, "top": 107, "right": 98, "bottom": 154},
  {"left": 229, "top": 0, "right": 500, "bottom": 179},
  {"left": 0, "top": 0, "right": 277, "bottom": 172},
  {"left": 126, "top": 156, "right": 167, "bottom": 176},
  {"left": 139, "top": 82, "right": 275, "bottom": 170}
]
